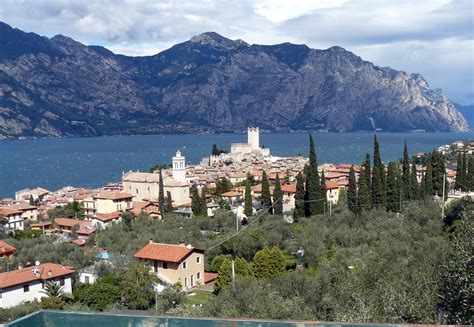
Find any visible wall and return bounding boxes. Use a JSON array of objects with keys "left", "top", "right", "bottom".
[{"left": 122, "top": 180, "right": 160, "bottom": 202}]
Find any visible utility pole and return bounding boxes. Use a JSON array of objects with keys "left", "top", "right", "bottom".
[
  {"left": 329, "top": 201, "right": 332, "bottom": 219},
  {"left": 231, "top": 258, "right": 236, "bottom": 295},
  {"left": 441, "top": 173, "right": 446, "bottom": 220},
  {"left": 236, "top": 215, "right": 239, "bottom": 232}
]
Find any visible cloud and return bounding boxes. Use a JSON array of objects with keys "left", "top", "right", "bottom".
[{"left": 0, "top": 0, "right": 472, "bottom": 103}]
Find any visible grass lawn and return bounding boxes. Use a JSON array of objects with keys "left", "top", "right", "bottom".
[{"left": 185, "top": 289, "right": 213, "bottom": 306}]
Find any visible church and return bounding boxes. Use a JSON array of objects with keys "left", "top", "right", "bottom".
[{"left": 122, "top": 150, "right": 190, "bottom": 206}]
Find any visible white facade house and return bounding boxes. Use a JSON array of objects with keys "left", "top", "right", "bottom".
[
  {"left": 0, "top": 263, "right": 74, "bottom": 308},
  {"left": 172, "top": 150, "right": 187, "bottom": 183},
  {"left": 78, "top": 265, "right": 98, "bottom": 285},
  {"left": 0, "top": 208, "right": 24, "bottom": 231}
]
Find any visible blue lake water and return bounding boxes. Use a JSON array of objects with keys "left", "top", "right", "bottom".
[
  {"left": 7, "top": 310, "right": 390, "bottom": 327},
  {"left": 0, "top": 132, "right": 472, "bottom": 199}
]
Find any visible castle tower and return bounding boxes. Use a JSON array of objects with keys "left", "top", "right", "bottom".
[
  {"left": 172, "top": 150, "right": 186, "bottom": 183},
  {"left": 247, "top": 127, "right": 260, "bottom": 151}
]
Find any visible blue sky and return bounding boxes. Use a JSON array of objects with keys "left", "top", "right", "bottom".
[{"left": 1, "top": 0, "right": 472, "bottom": 104}]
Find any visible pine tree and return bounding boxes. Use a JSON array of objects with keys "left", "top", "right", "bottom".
[
  {"left": 455, "top": 152, "right": 463, "bottom": 190},
  {"left": 294, "top": 172, "right": 305, "bottom": 221},
  {"left": 200, "top": 186, "right": 208, "bottom": 217},
  {"left": 402, "top": 141, "right": 411, "bottom": 200},
  {"left": 347, "top": 165, "right": 359, "bottom": 214},
  {"left": 305, "top": 134, "right": 323, "bottom": 216},
  {"left": 261, "top": 170, "right": 273, "bottom": 214},
  {"left": 410, "top": 159, "right": 419, "bottom": 200},
  {"left": 386, "top": 161, "right": 400, "bottom": 212},
  {"left": 159, "top": 169, "right": 165, "bottom": 218},
  {"left": 166, "top": 191, "right": 173, "bottom": 213},
  {"left": 191, "top": 184, "right": 201, "bottom": 216},
  {"left": 273, "top": 173, "right": 283, "bottom": 215},
  {"left": 244, "top": 180, "right": 253, "bottom": 218}
]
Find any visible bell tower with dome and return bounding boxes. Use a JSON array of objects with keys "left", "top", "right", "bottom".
[{"left": 172, "top": 150, "right": 186, "bottom": 183}]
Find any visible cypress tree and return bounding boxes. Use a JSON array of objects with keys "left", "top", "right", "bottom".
[
  {"left": 29, "top": 195, "right": 35, "bottom": 206},
  {"left": 191, "top": 184, "right": 201, "bottom": 216},
  {"left": 372, "top": 135, "right": 386, "bottom": 207},
  {"left": 402, "top": 141, "right": 411, "bottom": 200},
  {"left": 460, "top": 150, "right": 467, "bottom": 191},
  {"left": 455, "top": 152, "right": 463, "bottom": 190},
  {"left": 200, "top": 186, "right": 208, "bottom": 217},
  {"left": 244, "top": 180, "right": 253, "bottom": 218},
  {"left": 358, "top": 153, "right": 372, "bottom": 210},
  {"left": 431, "top": 150, "right": 446, "bottom": 197},
  {"left": 306, "top": 134, "right": 323, "bottom": 216},
  {"left": 347, "top": 166, "right": 359, "bottom": 214},
  {"left": 425, "top": 157, "right": 434, "bottom": 196},
  {"left": 166, "top": 191, "right": 173, "bottom": 213},
  {"left": 159, "top": 169, "right": 165, "bottom": 218},
  {"left": 294, "top": 172, "right": 305, "bottom": 221},
  {"left": 273, "top": 173, "right": 283, "bottom": 215},
  {"left": 419, "top": 170, "right": 426, "bottom": 199},
  {"left": 467, "top": 155, "right": 474, "bottom": 190},
  {"left": 410, "top": 159, "right": 419, "bottom": 200},
  {"left": 261, "top": 170, "right": 273, "bottom": 214},
  {"left": 386, "top": 161, "right": 400, "bottom": 212}
]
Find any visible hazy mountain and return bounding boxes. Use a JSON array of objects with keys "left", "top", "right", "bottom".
[
  {"left": 453, "top": 103, "right": 474, "bottom": 130},
  {"left": 0, "top": 22, "right": 468, "bottom": 139}
]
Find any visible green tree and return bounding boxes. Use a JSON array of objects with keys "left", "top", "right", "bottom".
[
  {"left": 122, "top": 263, "right": 158, "bottom": 310},
  {"left": 166, "top": 191, "right": 173, "bottom": 213},
  {"left": 347, "top": 166, "right": 359, "bottom": 214},
  {"left": 29, "top": 195, "right": 35, "bottom": 206},
  {"left": 156, "top": 284, "right": 187, "bottom": 314},
  {"left": 216, "top": 178, "right": 232, "bottom": 197},
  {"left": 244, "top": 179, "right": 253, "bottom": 218},
  {"left": 159, "top": 169, "right": 165, "bottom": 218},
  {"left": 372, "top": 135, "right": 386, "bottom": 207},
  {"left": 358, "top": 153, "right": 372, "bottom": 210},
  {"left": 455, "top": 152, "right": 464, "bottom": 190},
  {"left": 425, "top": 157, "right": 434, "bottom": 196},
  {"left": 402, "top": 141, "right": 411, "bottom": 200},
  {"left": 212, "top": 144, "right": 219, "bottom": 156},
  {"left": 467, "top": 155, "right": 474, "bottom": 190},
  {"left": 261, "top": 170, "right": 273, "bottom": 214},
  {"left": 191, "top": 184, "right": 201, "bottom": 216},
  {"left": 438, "top": 210, "right": 473, "bottom": 324},
  {"left": 305, "top": 134, "right": 323, "bottom": 216},
  {"left": 121, "top": 211, "right": 134, "bottom": 230},
  {"left": 410, "top": 159, "right": 419, "bottom": 200},
  {"left": 386, "top": 161, "right": 400, "bottom": 212},
  {"left": 214, "top": 257, "right": 254, "bottom": 294},
  {"left": 200, "top": 186, "right": 208, "bottom": 217},
  {"left": 273, "top": 173, "right": 283, "bottom": 215},
  {"left": 294, "top": 172, "right": 305, "bottom": 221},
  {"left": 252, "top": 247, "right": 286, "bottom": 280},
  {"left": 40, "top": 280, "right": 68, "bottom": 299},
  {"left": 431, "top": 150, "right": 446, "bottom": 197},
  {"left": 75, "top": 281, "right": 123, "bottom": 311}
]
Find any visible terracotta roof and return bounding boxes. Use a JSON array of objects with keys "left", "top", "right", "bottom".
[
  {"left": 31, "top": 222, "right": 53, "bottom": 228},
  {"left": 221, "top": 191, "right": 241, "bottom": 197},
  {"left": 0, "top": 208, "right": 22, "bottom": 216},
  {"left": 94, "top": 192, "right": 133, "bottom": 200},
  {"left": 325, "top": 180, "right": 340, "bottom": 189},
  {"left": 204, "top": 272, "right": 218, "bottom": 284},
  {"left": 76, "top": 228, "right": 94, "bottom": 235},
  {"left": 0, "top": 240, "right": 16, "bottom": 256},
  {"left": 134, "top": 242, "right": 203, "bottom": 263},
  {"left": 281, "top": 183, "right": 297, "bottom": 193},
  {"left": 54, "top": 218, "right": 83, "bottom": 228},
  {"left": 71, "top": 239, "right": 86, "bottom": 246},
  {"left": 0, "top": 263, "right": 74, "bottom": 289},
  {"left": 95, "top": 211, "right": 121, "bottom": 222}
]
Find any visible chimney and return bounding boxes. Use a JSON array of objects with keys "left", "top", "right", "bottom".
[
  {"left": 48, "top": 270, "right": 52, "bottom": 276},
  {"left": 149, "top": 239, "right": 153, "bottom": 244},
  {"left": 35, "top": 261, "right": 40, "bottom": 266},
  {"left": 18, "top": 264, "right": 23, "bottom": 270}
]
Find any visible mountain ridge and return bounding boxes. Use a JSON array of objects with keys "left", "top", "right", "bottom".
[{"left": 0, "top": 22, "right": 468, "bottom": 140}]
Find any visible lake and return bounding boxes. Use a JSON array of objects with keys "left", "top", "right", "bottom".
[{"left": 0, "top": 132, "right": 472, "bottom": 199}]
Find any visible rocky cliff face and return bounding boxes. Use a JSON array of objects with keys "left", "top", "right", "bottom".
[{"left": 0, "top": 22, "right": 468, "bottom": 139}]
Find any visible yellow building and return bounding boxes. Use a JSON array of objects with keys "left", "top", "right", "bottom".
[
  {"left": 83, "top": 192, "right": 133, "bottom": 218},
  {"left": 133, "top": 241, "right": 205, "bottom": 291}
]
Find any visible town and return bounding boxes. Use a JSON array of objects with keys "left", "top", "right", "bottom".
[{"left": 0, "top": 129, "right": 472, "bottom": 324}]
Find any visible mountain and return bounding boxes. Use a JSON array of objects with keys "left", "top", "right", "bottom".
[
  {"left": 0, "top": 22, "right": 468, "bottom": 140},
  {"left": 453, "top": 103, "right": 474, "bottom": 130}
]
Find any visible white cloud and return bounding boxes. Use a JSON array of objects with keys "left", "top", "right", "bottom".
[{"left": 0, "top": 0, "right": 472, "bottom": 103}]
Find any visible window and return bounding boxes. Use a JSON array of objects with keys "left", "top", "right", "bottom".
[
  {"left": 23, "top": 284, "right": 29, "bottom": 292},
  {"left": 197, "top": 272, "right": 201, "bottom": 280},
  {"left": 153, "top": 261, "right": 158, "bottom": 272},
  {"left": 85, "top": 276, "right": 90, "bottom": 284},
  {"left": 183, "top": 261, "right": 187, "bottom": 269},
  {"left": 191, "top": 275, "right": 194, "bottom": 287},
  {"left": 196, "top": 256, "right": 201, "bottom": 264},
  {"left": 60, "top": 278, "right": 65, "bottom": 286},
  {"left": 136, "top": 189, "right": 139, "bottom": 194},
  {"left": 184, "top": 277, "right": 187, "bottom": 287},
  {"left": 162, "top": 262, "right": 168, "bottom": 269}
]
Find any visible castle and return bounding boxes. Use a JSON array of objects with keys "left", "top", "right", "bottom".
[{"left": 203, "top": 127, "right": 270, "bottom": 165}]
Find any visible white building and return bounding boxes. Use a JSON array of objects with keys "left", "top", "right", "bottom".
[
  {"left": 78, "top": 265, "right": 98, "bottom": 285},
  {"left": 0, "top": 263, "right": 74, "bottom": 308},
  {"left": 172, "top": 150, "right": 187, "bottom": 183},
  {"left": 0, "top": 208, "right": 24, "bottom": 231}
]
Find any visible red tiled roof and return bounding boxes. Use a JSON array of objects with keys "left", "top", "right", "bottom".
[
  {"left": 281, "top": 183, "right": 297, "bottom": 193},
  {"left": 71, "top": 239, "right": 86, "bottom": 246},
  {"left": 221, "top": 191, "right": 241, "bottom": 197},
  {"left": 95, "top": 212, "right": 121, "bottom": 222},
  {"left": 0, "top": 263, "right": 74, "bottom": 288},
  {"left": 54, "top": 218, "right": 83, "bottom": 228},
  {"left": 0, "top": 240, "right": 16, "bottom": 256},
  {"left": 204, "top": 272, "right": 218, "bottom": 284},
  {"left": 324, "top": 180, "right": 340, "bottom": 189},
  {"left": 133, "top": 242, "right": 203, "bottom": 263},
  {"left": 31, "top": 222, "right": 52, "bottom": 228},
  {"left": 0, "top": 208, "right": 22, "bottom": 216},
  {"left": 94, "top": 192, "right": 133, "bottom": 200}
]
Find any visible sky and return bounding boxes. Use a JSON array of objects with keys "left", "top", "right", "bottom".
[{"left": 0, "top": 0, "right": 472, "bottom": 104}]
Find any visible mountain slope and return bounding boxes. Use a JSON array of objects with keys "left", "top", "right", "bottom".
[
  {"left": 453, "top": 103, "right": 474, "bottom": 130},
  {"left": 0, "top": 22, "right": 468, "bottom": 139}
]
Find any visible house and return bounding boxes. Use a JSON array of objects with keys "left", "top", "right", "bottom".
[
  {"left": 134, "top": 241, "right": 205, "bottom": 291},
  {"left": 54, "top": 218, "right": 83, "bottom": 234},
  {"left": 0, "top": 263, "right": 74, "bottom": 308},
  {"left": 30, "top": 221, "right": 53, "bottom": 233},
  {"left": 132, "top": 201, "right": 161, "bottom": 219},
  {"left": 84, "top": 192, "right": 133, "bottom": 218},
  {"left": 220, "top": 191, "right": 242, "bottom": 204},
  {"left": 325, "top": 181, "right": 340, "bottom": 204},
  {"left": 0, "top": 208, "right": 24, "bottom": 231},
  {"left": 281, "top": 183, "right": 297, "bottom": 208},
  {"left": 3, "top": 204, "right": 38, "bottom": 222},
  {"left": 15, "top": 188, "right": 49, "bottom": 203},
  {"left": 78, "top": 265, "right": 98, "bottom": 285},
  {"left": 92, "top": 212, "right": 121, "bottom": 229},
  {"left": 0, "top": 240, "right": 16, "bottom": 258}
]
